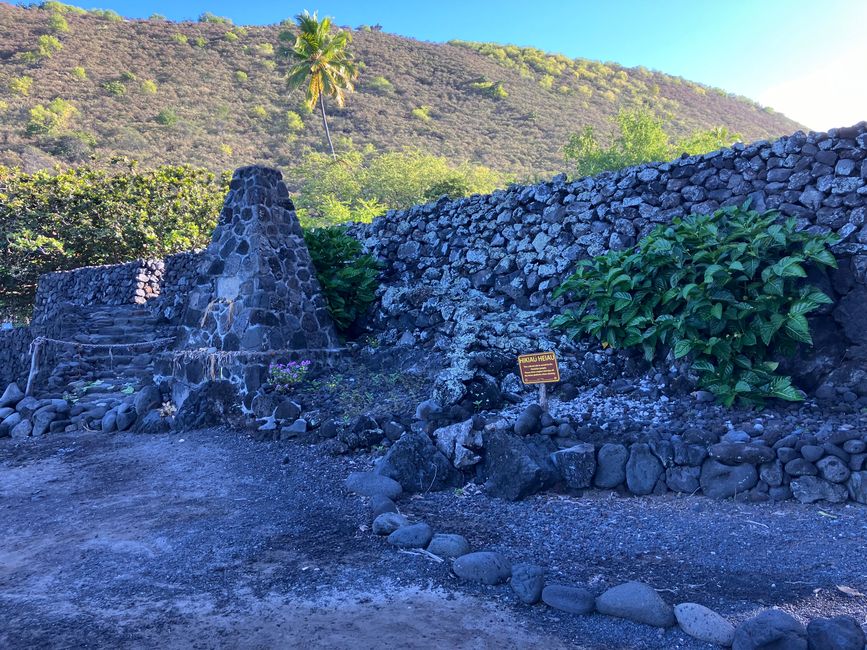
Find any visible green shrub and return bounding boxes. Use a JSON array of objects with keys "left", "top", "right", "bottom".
[
  {"left": 0, "top": 100, "right": 8, "bottom": 113},
  {"left": 34, "top": 34, "right": 63, "bottom": 58},
  {"left": 89, "top": 9, "right": 122, "bottom": 21},
  {"left": 171, "top": 33, "right": 188, "bottom": 45},
  {"left": 149, "top": 13, "right": 166, "bottom": 20},
  {"left": 26, "top": 98, "right": 77, "bottom": 135},
  {"left": 285, "top": 110, "right": 304, "bottom": 132},
  {"left": 411, "top": 105, "right": 432, "bottom": 122},
  {"left": 103, "top": 80, "right": 127, "bottom": 96},
  {"left": 193, "top": 36, "right": 207, "bottom": 47},
  {"left": 249, "top": 105, "right": 267, "bottom": 119},
  {"left": 48, "top": 12, "right": 70, "bottom": 33},
  {"left": 120, "top": 71, "right": 137, "bottom": 81},
  {"left": 71, "top": 66, "right": 87, "bottom": 80},
  {"left": 198, "top": 11, "right": 232, "bottom": 24},
  {"left": 140, "top": 79, "right": 157, "bottom": 94},
  {"left": 470, "top": 79, "right": 507, "bottom": 99},
  {"left": 155, "top": 108, "right": 178, "bottom": 126},
  {"left": 234, "top": 70, "right": 248, "bottom": 82},
  {"left": 564, "top": 109, "right": 742, "bottom": 177},
  {"left": 0, "top": 164, "right": 228, "bottom": 309},
  {"left": 40, "top": 2, "right": 87, "bottom": 14},
  {"left": 225, "top": 31, "right": 239, "bottom": 42},
  {"left": 367, "top": 75, "right": 394, "bottom": 94},
  {"left": 256, "top": 42, "right": 274, "bottom": 56},
  {"left": 50, "top": 130, "right": 96, "bottom": 161},
  {"left": 10, "top": 76, "right": 34, "bottom": 96},
  {"left": 552, "top": 205, "right": 838, "bottom": 405},
  {"left": 303, "top": 226, "right": 381, "bottom": 332}
]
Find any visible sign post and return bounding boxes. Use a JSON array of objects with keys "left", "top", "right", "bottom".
[{"left": 517, "top": 351, "right": 560, "bottom": 412}]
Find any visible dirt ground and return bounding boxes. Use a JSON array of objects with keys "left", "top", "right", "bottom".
[{"left": 1, "top": 429, "right": 865, "bottom": 649}]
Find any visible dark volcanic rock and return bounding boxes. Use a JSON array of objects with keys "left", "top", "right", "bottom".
[
  {"left": 483, "top": 430, "right": 557, "bottom": 500},
  {"left": 700, "top": 460, "right": 758, "bottom": 499},
  {"left": 375, "top": 432, "right": 461, "bottom": 493},
  {"left": 174, "top": 381, "right": 239, "bottom": 431},
  {"left": 732, "top": 609, "right": 806, "bottom": 650},
  {"left": 626, "top": 443, "right": 663, "bottom": 495}
]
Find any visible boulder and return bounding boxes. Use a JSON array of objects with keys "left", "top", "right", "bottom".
[
  {"left": 700, "top": 460, "right": 758, "bottom": 498},
  {"left": 115, "top": 406, "right": 137, "bottom": 432},
  {"left": 452, "top": 551, "right": 512, "bottom": 585},
  {"left": 551, "top": 443, "right": 596, "bottom": 489},
  {"left": 133, "top": 385, "right": 162, "bottom": 416},
  {"left": 595, "top": 443, "right": 628, "bottom": 488},
  {"left": 0, "top": 383, "right": 24, "bottom": 408},
  {"left": 513, "top": 404, "right": 543, "bottom": 436},
  {"left": 135, "top": 410, "right": 171, "bottom": 434},
  {"left": 101, "top": 409, "right": 118, "bottom": 434},
  {"left": 372, "top": 512, "right": 408, "bottom": 536},
  {"left": 816, "top": 456, "right": 851, "bottom": 483},
  {"left": 10, "top": 418, "right": 32, "bottom": 438},
  {"left": 709, "top": 443, "right": 775, "bottom": 465},
  {"left": 387, "top": 522, "right": 433, "bottom": 548},
  {"left": 426, "top": 533, "right": 471, "bottom": 559},
  {"left": 174, "top": 381, "right": 239, "bottom": 430},
  {"left": 674, "top": 603, "right": 735, "bottom": 646},
  {"left": 433, "top": 419, "right": 483, "bottom": 469},
  {"left": 732, "top": 609, "right": 806, "bottom": 650},
  {"left": 665, "top": 466, "right": 700, "bottom": 493},
  {"left": 806, "top": 615, "right": 865, "bottom": 650},
  {"left": 483, "top": 430, "right": 557, "bottom": 500},
  {"left": 791, "top": 476, "right": 848, "bottom": 503},
  {"left": 510, "top": 563, "right": 545, "bottom": 604},
  {"left": 595, "top": 581, "right": 675, "bottom": 627},
  {"left": 375, "top": 432, "right": 461, "bottom": 493},
  {"left": 31, "top": 407, "right": 59, "bottom": 436},
  {"left": 345, "top": 471, "right": 403, "bottom": 500},
  {"left": 414, "top": 399, "right": 442, "bottom": 421},
  {"left": 542, "top": 585, "right": 595, "bottom": 615},
  {"left": 15, "top": 396, "right": 41, "bottom": 418},
  {"left": 626, "top": 443, "right": 664, "bottom": 495},
  {"left": 847, "top": 471, "right": 867, "bottom": 504},
  {"left": 369, "top": 495, "right": 398, "bottom": 518}
]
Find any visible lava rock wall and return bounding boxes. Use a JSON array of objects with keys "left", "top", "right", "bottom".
[{"left": 358, "top": 123, "right": 867, "bottom": 395}]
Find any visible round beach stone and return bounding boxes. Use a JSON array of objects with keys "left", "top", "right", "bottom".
[
  {"left": 595, "top": 443, "right": 628, "bottom": 488},
  {"left": 595, "top": 581, "right": 675, "bottom": 627},
  {"left": 732, "top": 609, "right": 806, "bottom": 650},
  {"left": 372, "top": 512, "right": 408, "bottom": 536},
  {"left": 700, "top": 460, "right": 758, "bottom": 498},
  {"left": 345, "top": 471, "right": 402, "bottom": 500},
  {"left": 510, "top": 563, "right": 545, "bottom": 604},
  {"left": 386, "top": 522, "right": 433, "bottom": 548},
  {"left": 816, "top": 456, "right": 851, "bottom": 483},
  {"left": 806, "top": 615, "right": 865, "bottom": 650},
  {"left": 369, "top": 494, "right": 398, "bottom": 518},
  {"left": 542, "top": 584, "right": 595, "bottom": 614},
  {"left": 452, "top": 551, "right": 512, "bottom": 585},
  {"left": 674, "top": 602, "right": 735, "bottom": 646},
  {"left": 426, "top": 533, "right": 470, "bottom": 559}
]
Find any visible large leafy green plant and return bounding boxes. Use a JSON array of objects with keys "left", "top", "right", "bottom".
[
  {"left": 303, "top": 226, "right": 380, "bottom": 332},
  {"left": 552, "top": 205, "right": 837, "bottom": 405}
]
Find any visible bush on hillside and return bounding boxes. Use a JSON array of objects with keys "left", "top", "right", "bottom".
[
  {"left": 9, "top": 76, "right": 34, "bottom": 96},
  {"left": 564, "top": 108, "right": 742, "bottom": 177},
  {"left": 552, "top": 205, "right": 838, "bottom": 406},
  {"left": 26, "top": 99, "right": 77, "bottom": 135},
  {"left": 303, "top": 226, "right": 380, "bottom": 332},
  {"left": 292, "top": 144, "right": 504, "bottom": 227},
  {"left": 0, "top": 163, "right": 228, "bottom": 313}
]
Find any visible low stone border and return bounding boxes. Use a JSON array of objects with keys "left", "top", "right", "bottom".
[{"left": 345, "top": 470, "right": 866, "bottom": 649}]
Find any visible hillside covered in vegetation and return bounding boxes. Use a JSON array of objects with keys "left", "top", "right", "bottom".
[{"left": 0, "top": 3, "right": 802, "bottom": 178}]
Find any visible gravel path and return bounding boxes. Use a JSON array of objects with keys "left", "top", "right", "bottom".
[{"left": 1, "top": 429, "right": 865, "bottom": 649}]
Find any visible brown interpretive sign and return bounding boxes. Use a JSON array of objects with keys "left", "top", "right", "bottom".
[{"left": 517, "top": 351, "right": 560, "bottom": 385}]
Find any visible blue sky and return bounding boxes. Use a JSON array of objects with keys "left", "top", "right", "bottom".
[{"left": 57, "top": 0, "right": 867, "bottom": 129}]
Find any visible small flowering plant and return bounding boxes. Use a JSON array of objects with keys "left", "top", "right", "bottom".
[{"left": 269, "top": 360, "right": 312, "bottom": 393}]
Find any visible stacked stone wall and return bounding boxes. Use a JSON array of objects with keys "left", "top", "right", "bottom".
[{"left": 358, "top": 123, "right": 867, "bottom": 394}]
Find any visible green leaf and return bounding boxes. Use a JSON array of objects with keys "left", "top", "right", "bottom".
[{"left": 673, "top": 339, "right": 692, "bottom": 359}]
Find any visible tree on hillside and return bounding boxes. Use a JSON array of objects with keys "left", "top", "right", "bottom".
[
  {"left": 564, "top": 108, "right": 741, "bottom": 177},
  {"left": 280, "top": 11, "right": 358, "bottom": 158}
]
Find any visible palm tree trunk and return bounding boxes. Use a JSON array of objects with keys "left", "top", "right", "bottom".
[{"left": 319, "top": 93, "right": 336, "bottom": 158}]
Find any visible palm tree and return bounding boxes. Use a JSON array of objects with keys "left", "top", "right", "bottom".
[{"left": 282, "top": 11, "right": 358, "bottom": 158}]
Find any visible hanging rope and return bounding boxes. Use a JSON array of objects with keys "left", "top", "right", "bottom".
[{"left": 23, "top": 335, "right": 177, "bottom": 396}]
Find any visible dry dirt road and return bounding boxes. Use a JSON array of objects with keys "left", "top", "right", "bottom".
[{"left": 1, "top": 428, "right": 865, "bottom": 649}]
